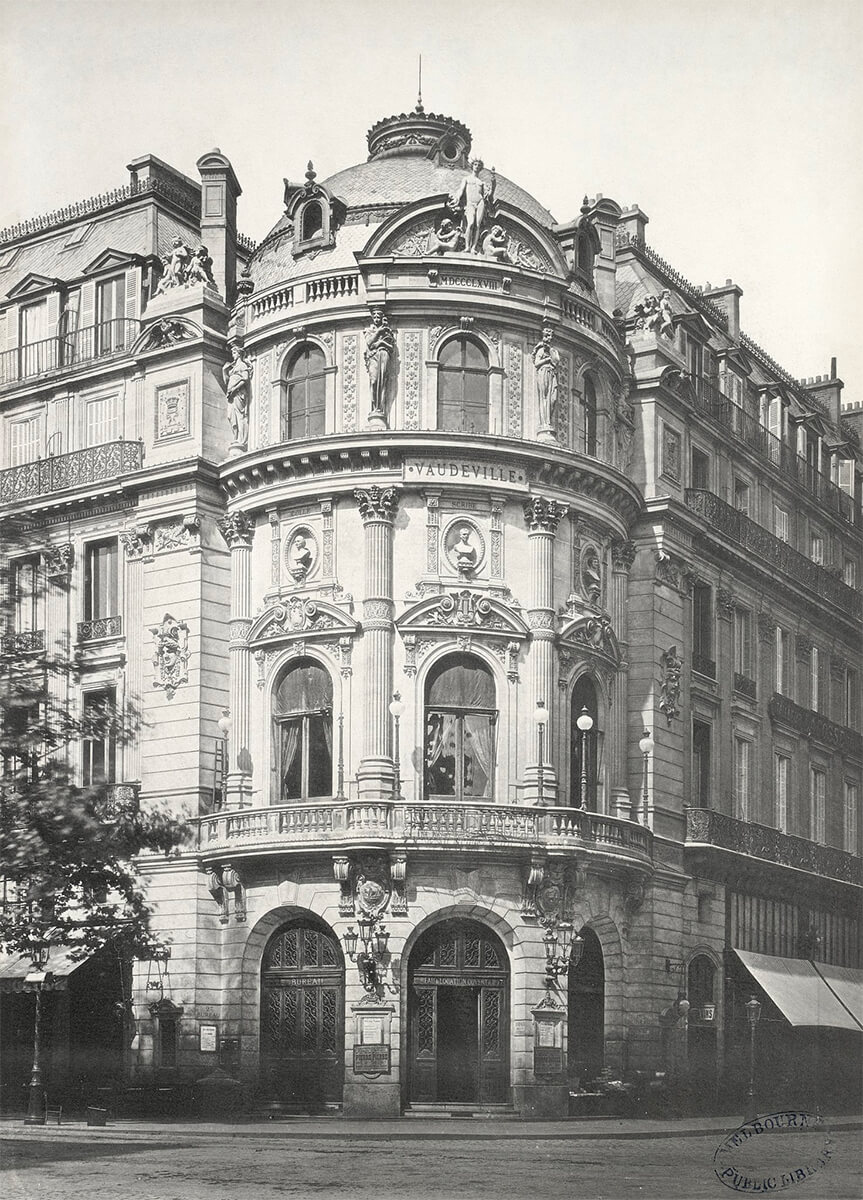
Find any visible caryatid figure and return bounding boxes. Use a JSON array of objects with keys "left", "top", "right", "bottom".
[
  {"left": 363, "top": 309, "right": 395, "bottom": 419},
  {"left": 222, "top": 344, "right": 252, "bottom": 448},
  {"left": 532, "top": 326, "right": 561, "bottom": 436},
  {"left": 448, "top": 159, "right": 495, "bottom": 254}
]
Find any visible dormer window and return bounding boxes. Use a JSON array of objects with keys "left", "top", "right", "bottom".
[
  {"left": 287, "top": 162, "right": 343, "bottom": 256},
  {"left": 302, "top": 202, "right": 323, "bottom": 241}
]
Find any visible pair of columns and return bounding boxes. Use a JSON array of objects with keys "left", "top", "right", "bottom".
[{"left": 219, "top": 496, "right": 636, "bottom": 811}]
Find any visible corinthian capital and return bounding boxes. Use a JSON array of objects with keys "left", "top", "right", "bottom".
[
  {"left": 523, "top": 496, "right": 567, "bottom": 534},
  {"left": 354, "top": 485, "right": 399, "bottom": 524},
  {"left": 611, "top": 539, "right": 636, "bottom": 571},
  {"left": 218, "top": 511, "right": 254, "bottom": 548}
]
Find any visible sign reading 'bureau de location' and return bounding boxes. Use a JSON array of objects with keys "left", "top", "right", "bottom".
[{"left": 404, "top": 458, "right": 528, "bottom": 488}]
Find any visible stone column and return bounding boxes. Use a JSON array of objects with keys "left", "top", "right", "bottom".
[
  {"left": 354, "top": 485, "right": 399, "bottom": 801},
  {"left": 218, "top": 512, "right": 255, "bottom": 809},
  {"left": 523, "top": 496, "right": 567, "bottom": 805},
  {"left": 610, "top": 539, "right": 636, "bottom": 819}
]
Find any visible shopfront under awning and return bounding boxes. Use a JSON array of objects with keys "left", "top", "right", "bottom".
[
  {"left": 0, "top": 945, "right": 93, "bottom": 993},
  {"left": 733, "top": 949, "right": 863, "bottom": 1032}
]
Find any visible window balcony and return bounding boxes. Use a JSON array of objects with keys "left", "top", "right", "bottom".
[
  {"left": 691, "top": 653, "right": 716, "bottom": 679},
  {"left": 0, "top": 439, "right": 143, "bottom": 506},
  {"left": 684, "top": 489, "right": 862, "bottom": 622},
  {"left": 733, "top": 673, "right": 756, "bottom": 700},
  {"left": 0, "top": 629, "right": 45, "bottom": 655},
  {"left": 199, "top": 800, "right": 653, "bottom": 867},
  {"left": 685, "top": 807, "right": 862, "bottom": 886},
  {"left": 77, "top": 616, "right": 123, "bottom": 643},
  {"left": 768, "top": 692, "right": 863, "bottom": 759},
  {"left": 0, "top": 319, "right": 141, "bottom": 391}
]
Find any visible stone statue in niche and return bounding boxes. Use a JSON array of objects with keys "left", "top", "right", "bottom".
[
  {"left": 223, "top": 345, "right": 252, "bottom": 450},
  {"left": 581, "top": 548, "right": 602, "bottom": 605},
  {"left": 482, "top": 224, "right": 510, "bottom": 263},
  {"left": 533, "top": 326, "right": 561, "bottom": 441},
  {"left": 289, "top": 533, "right": 314, "bottom": 582},
  {"left": 363, "top": 308, "right": 395, "bottom": 424},
  {"left": 447, "top": 159, "right": 496, "bottom": 254},
  {"left": 428, "top": 217, "right": 462, "bottom": 255}
]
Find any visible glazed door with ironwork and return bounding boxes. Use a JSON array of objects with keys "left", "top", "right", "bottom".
[
  {"left": 408, "top": 919, "right": 509, "bottom": 1105},
  {"left": 260, "top": 922, "right": 344, "bottom": 1109}
]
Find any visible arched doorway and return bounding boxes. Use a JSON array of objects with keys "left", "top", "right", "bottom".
[
  {"left": 568, "top": 926, "right": 604, "bottom": 1086},
  {"left": 408, "top": 919, "right": 509, "bottom": 1105},
  {"left": 260, "top": 918, "right": 344, "bottom": 1110},
  {"left": 687, "top": 954, "right": 718, "bottom": 1110}
]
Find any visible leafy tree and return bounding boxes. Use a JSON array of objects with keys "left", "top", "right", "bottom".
[{"left": 0, "top": 516, "right": 188, "bottom": 966}]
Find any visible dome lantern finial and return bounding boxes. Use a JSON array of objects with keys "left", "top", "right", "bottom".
[
  {"left": 416, "top": 52, "right": 424, "bottom": 113},
  {"left": 305, "top": 161, "right": 317, "bottom": 188}
]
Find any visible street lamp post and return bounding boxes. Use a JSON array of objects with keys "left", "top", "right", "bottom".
[
  {"left": 24, "top": 940, "right": 51, "bottom": 1126},
  {"left": 638, "top": 728, "right": 654, "bottom": 823},
  {"left": 576, "top": 706, "right": 594, "bottom": 810},
  {"left": 389, "top": 692, "right": 405, "bottom": 801},
  {"left": 745, "top": 994, "right": 762, "bottom": 1111},
  {"left": 217, "top": 709, "right": 231, "bottom": 809},
  {"left": 534, "top": 700, "right": 549, "bottom": 807}
]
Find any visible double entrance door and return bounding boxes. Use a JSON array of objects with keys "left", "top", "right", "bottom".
[
  {"left": 260, "top": 922, "right": 344, "bottom": 1110},
  {"left": 408, "top": 919, "right": 509, "bottom": 1105}
]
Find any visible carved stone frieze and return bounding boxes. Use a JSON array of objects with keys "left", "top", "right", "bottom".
[
  {"left": 154, "top": 515, "right": 200, "bottom": 554},
  {"left": 403, "top": 331, "right": 421, "bottom": 430},
  {"left": 44, "top": 542, "right": 74, "bottom": 581},
  {"left": 659, "top": 645, "right": 683, "bottom": 724},
  {"left": 150, "top": 613, "right": 190, "bottom": 700},
  {"left": 716, "top": 588, "right": 736, "bottom": 620},
  {"left": 654, "top": 553, "right": 692, "bottom": 596},
  {"left": 354, "top": 485, "right": 399, "bottom": 524},
  {"left": 121, "top": 526, "right": 152, "bottom": 560},
  {"left": 757, "top": 612, "right": 775, "bottom": 644},
  {"left": 342, "top": 333, "right": 358, "bottom": 433}
]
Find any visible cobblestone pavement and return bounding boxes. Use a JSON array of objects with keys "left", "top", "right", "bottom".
[{"left": 1, "top": 1122, "right": 861, "bottom": 1200}]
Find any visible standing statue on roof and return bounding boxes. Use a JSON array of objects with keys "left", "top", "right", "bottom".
[{"left": 448, "top": 159, "right": 496, "bottom": 255}]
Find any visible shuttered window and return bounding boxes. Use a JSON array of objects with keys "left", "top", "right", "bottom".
[
  {"left": 809, "top": 767, "right": 826, "bottom": 844},
  {"left": 85, "top": 393, "right": 120, "bottom": 446},
  {"left": 734, "top": 737, "right": 752, "bottom": 822},
  {"left": 84, "top": 540, "right": 118, "bottom": 621},
  {"left": 8, "top": 416, "right": 40, "bottom": 466}
]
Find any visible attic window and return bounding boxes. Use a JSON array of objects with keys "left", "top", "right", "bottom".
[
  {"left": 576, "top": 233, "right": 594, "bottom": 276},
  {"left": 302, "top": 203, "right": 323, "bottom": 241},
  {"left": 0, "top": 247, "right": 21, "bottom": 270},
  {"left": 64, "top": 223, "right": 92, "bottom": 249},
  {"left": 441, "top": 140, "right": 459, "bottom": 162}
]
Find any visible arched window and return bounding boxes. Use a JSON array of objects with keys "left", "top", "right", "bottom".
[
  {"left": 272, "top": 658, "right": 333, "bottom": 802},
  {"left": 437, "top": 337, "right": 489, "bottom": 434},
  {"left": 576, "top": 231, "right": 594, "bottom": 278},
  {"left": 568, "top": 925, "right": 604, "bottom": 1085},
  {"left": 302, "top": 202, "right": 323, "bottom": 241},
  {"left": 424, "top": 654, "right": 496, "bottom": 801},
  {"left": 582, "top": 375, "right": 597, "bottom": 457},
  {"left": 571, "top": 675, "right": 599, "bottom": 810},
  {"left": 687, "top": 955, "right": 716, "bottom": 1012},
  {"left": 282, "top": 345, "right": 326, "bottom": 441}
]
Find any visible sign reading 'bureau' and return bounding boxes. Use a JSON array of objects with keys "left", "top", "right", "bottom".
[{"left": 404, "top": 458, "right": 528, "bottom": 488}]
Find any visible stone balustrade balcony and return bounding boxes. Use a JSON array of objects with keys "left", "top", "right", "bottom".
[
  {"left": 199, "top": 799, "right": 653, "bottom": 868},
  {"left": 685, "top": 806, "right": 862, "bottom": 887}
]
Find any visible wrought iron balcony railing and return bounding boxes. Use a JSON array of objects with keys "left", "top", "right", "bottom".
[
  {"left": 77, "top": 616, "right": 123, "bottom": 642},
  {"left": 733, "top": 673, "right": 757, "bottom": 700},
  {"left": 0, "top": 319, "right": 141, "bottom": 389},
  {"left": 768, "top": 693, "right": 863, "bottom": 759},
  {"left": 684, "top": 489, "right": 862, "bottom": 621},
  {"left": 691, "top": 653, "right": 716, "bottom": 679},
  {"left": 0, "top": 439, "right": 143, "bottom": 505},
  {"left": 685, "top": 806, "right": 862, "bottom": 886},
  {"left": 0, "top": 629, "right": 45, "bottom": 655},
  {"left": 199, "top": 800, "right": 653, "bottom": 863}
]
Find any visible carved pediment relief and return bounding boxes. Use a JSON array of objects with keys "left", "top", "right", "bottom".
[
  {"left": 397, "top": 588, "right": 529, "bottom": 641},
  {"left": 248, "top": 597, "right": 358, "bottom": 646},
  {"left": 557, "top": 607, "right": 621, "bottom": 666}
]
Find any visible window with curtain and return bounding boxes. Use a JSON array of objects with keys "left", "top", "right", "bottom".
[
  {"left": 424, "top": 654, "right": 496, "bottom": 801},
  {"left": 84, "top": 540, "right": 118, "bottom": 621},
  {"left": 96, "top": 275, "right": 127, "bottom": 354},
  {"left": 775, "top": 626, "right": 790, "bottom": 696},
  {"left": 734, "top": 736, "right": 751, "bottom": 821},
  {"left": 692, "top": 720, "right": 711, "bottom": 808},
  {"left": 774, "top": 753, "right": 790, "bottom": 833},
  {"left": 691, "top": 582, "right": 714, "bottom": 676},
  {"left": 282, "top": 345, "right": 326, "bottom": 441},
  {"left": 82, "top": 687, "right": 117, "bottom": 786},
  {"left": 436, "top": 337, "right": 489, "bottom": 434},
  {"left": 11, "top": 556, "right": 40, "bottom": 633},
  {"left": 570, "top": 675, "right": 599, "bottom": 810},
  {"left": 733, "top": 607, "right": 752, "bottom": 678},
  {"left": 272, "top": 658, "right": 333, "bottom": 803},
  {"left": 810, "top": 767, "right": 826, "bottom": 844},
  {"left": 582, "top": 375, "right": 597, "bottom": 456}
]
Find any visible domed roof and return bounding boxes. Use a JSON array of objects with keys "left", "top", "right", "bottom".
[{"left": 251, "top": 105, "right": 556, "bottom": 288}]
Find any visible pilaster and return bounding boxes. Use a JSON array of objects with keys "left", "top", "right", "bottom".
[
  {"left": 610, "top": 539, "right": 636, "bottom": 819},
  {"left": 218, "top": 512, "right": 255, "bottom": 808}
]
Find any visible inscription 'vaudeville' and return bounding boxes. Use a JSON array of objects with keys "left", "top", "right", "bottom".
[{"left": 404, "top": 458, "right": 527, "bottom": 488}]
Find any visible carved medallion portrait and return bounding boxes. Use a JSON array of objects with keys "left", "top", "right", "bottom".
[
  {"left": 443, "top": 518, "right": 485, "bottom": 578},
  {"left": 285, "top": 526, "right": 317, "bottom": 583}
]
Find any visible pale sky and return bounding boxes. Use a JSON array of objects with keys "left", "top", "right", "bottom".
[{"left": 2, "top": 0, "right": 860, "bottom": 399}]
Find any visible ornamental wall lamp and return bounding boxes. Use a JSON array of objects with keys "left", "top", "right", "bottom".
[
  {"left": 638, "top": 728, "right": 654, "bottom": 824},
  {"left": 576, "top": 706, "right": 594, "bottom": 810},
  {"left": 534, "top": 699, "right": 550, "bottom": 807},
  {"left": 389, "top": 692, "right": 405, "bottom": 801},
  {"left": 344, "top": 914, "right": 390, "bottom": 994},
  {"left": 542, "top": 920, "right": 584, "bottom": 987}
]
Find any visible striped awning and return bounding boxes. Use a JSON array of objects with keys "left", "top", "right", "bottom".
[{"left": 733, "top": 949, "right": 863, "bottom": 1031}]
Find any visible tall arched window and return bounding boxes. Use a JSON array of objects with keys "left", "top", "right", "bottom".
[
  {"left": 282, "top": 345, "right": 326, "bottom": 441},
  {"left": 437, "top": 337, "right": 489, "bottom": 434},
  {"left": 570, "top": 675, "right": 599, "bottom": 809},
  {"left": 424, "top": 654, "right": 496, "bottom": 801},
  {"left": 582, "top": 375, "right": 597, "bottom": 456},
  {"left": 272, "top": 658, "right": 333, "bottom": 802},
  {"left": 302, "top": 202, "right": 324, "bottom": 241}
]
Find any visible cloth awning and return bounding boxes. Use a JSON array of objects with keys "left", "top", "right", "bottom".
[
  {"left": 733, "top": 949, "right": 863, "bottom": 1032},
  {"left": 0, "top": 945, "right": 93, "bottom": 993}
]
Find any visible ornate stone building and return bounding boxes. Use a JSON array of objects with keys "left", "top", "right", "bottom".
[{"left": 0, "top": 102, "right": 860, "bottom": 1116}]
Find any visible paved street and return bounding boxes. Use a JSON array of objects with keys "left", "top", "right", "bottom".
[{"left": 1, "top": 1120, "right": 862, "bottom": 1200}]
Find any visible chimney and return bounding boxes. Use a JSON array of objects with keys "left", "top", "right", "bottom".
[
  {"left": 196, "top": 149, "right": 242, "bottom": 305},
  {"left": 704, "top": 279, "right": 743, "bottom": 338},
  {"left": 618, "top": 205, "right": 649, "bottom": 245},
  {"left": 801, "top": 358, "right": 844, "bottom": 425}
]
